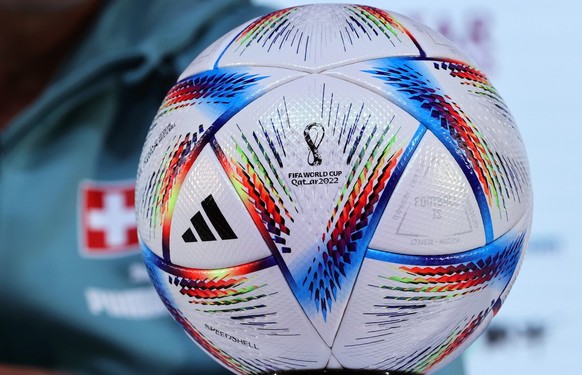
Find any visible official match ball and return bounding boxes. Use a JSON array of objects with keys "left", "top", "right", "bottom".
[{"left": 136, "top": 4, "right": 532, "bottom": 374}]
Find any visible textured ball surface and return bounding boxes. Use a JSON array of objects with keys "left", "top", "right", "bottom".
[{"left": 136, "top": 4, "right": 532, "bottom": 374}]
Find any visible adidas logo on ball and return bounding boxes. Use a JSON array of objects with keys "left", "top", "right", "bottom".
[{"left": 181, "top": 194, "right": 237, "bottom": 243}]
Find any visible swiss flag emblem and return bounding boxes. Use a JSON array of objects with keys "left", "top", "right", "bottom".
[{"left": 80, "top": 181, "right": 139, "bottom": 257}]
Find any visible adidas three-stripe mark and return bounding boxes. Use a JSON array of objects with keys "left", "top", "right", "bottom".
[{"left": 182, "top": 194, "right": 238, "bottom": 243}]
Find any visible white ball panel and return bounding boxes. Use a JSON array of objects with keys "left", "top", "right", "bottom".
[
  {"left": 333, "top": 256, "right": 495, "bottom": 372},
  {"left": 333, "top": 212, "right": 531, "bottom": 372},
  {"left": 326, "top": 58, "right": 532, "bottom": 244},
  {"left": 215, "top": 4, "right": 422, "bottom": 72},
  {"left": 146, "top": 252, "right": 331, "bottom": 373},
  {"left": 423, "top": 61, "right": 533, "bottom": 239},
  {"left": 213, "top": 73, "right": 423, "bottom": 345},
  {"left": 135, "top": 66, "right": 307, "bottom": 261},
  {"left": 169, "top": 146, "right": 271, "bottom": 269},
  {"left": 370, "top": 131, "right": 486, "bottom": 255}
]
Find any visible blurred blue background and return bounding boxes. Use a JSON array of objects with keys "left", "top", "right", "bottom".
[{"left": 252, "top": 1, "right": 582, "bottom": 373}]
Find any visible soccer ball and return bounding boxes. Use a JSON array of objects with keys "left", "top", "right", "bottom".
[{"left": 136, "top": 4, "right": 532, "bottom": 374}]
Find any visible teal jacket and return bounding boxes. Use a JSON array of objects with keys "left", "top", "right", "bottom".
[
  {"left": 0, "top": 1, "right": 465, "bottom": 374},
  {"left": 0, "top": 1, "right": 267, "bottom": 374}
]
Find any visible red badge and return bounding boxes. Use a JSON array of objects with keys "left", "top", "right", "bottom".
[{"left": 79, "top": 181, "right": 139, "bottom": 257}]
